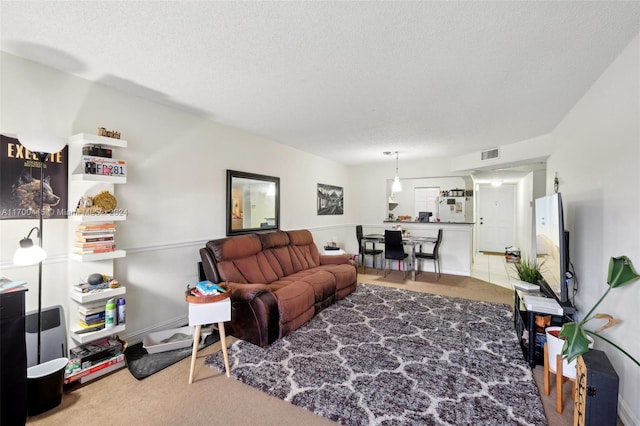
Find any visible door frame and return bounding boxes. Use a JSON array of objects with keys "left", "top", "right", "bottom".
[{"left": 474, "top": 183, "right": 517, "bottom": 254}]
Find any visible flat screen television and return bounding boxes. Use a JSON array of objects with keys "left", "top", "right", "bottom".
[{"left": 534, "top": 192, "right": 573, "bottom": 310}]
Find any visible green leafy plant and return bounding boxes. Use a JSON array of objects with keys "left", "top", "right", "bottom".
[
  {"left": 559, "top": 256, "right": 640, "bottom": 366},
  {"left": 514, "top": 257, "right": 544, "bottom": 284}
]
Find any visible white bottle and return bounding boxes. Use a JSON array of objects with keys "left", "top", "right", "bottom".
[{"left": 105, "top": 298, "right": 116, "bottom": 330}]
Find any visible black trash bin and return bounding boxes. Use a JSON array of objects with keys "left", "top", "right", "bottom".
[{"left": 27, "top": 357, "right": 68, "bottom": 416}]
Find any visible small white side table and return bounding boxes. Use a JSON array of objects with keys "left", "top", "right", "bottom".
[{"left": 186, "top": 292, "right": 231, "bottom": 384}]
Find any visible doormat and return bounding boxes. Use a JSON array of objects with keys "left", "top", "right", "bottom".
[{"left": 124, "top": 329, "right": 220, "bottom": 380}]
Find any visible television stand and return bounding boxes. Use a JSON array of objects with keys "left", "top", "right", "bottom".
[
  {"left": 513, "top": 289, "right": 572, "bottom": 368},
  {"left": 560, "top": 300, "right": 576, "bottom": 315}
]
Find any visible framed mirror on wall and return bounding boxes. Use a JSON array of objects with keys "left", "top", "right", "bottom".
[{"left": 226, "top": 170, "right": 280, "bottom": 236}]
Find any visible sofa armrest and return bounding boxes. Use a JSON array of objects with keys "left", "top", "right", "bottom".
[
  {"left": 228, "top": 283, "right": 271, "bottom": 303},
  {"left": 319, "top": 254, "right": 352, "bottom": 266},
  {"left": 226, "top": 283, "right": 279, "bottom": 347}
]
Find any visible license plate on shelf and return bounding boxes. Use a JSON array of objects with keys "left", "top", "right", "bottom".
[{"left": 82, "top": 155, "right": 127, "bottom": 177}]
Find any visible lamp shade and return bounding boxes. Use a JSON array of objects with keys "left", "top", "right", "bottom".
[
  {"left": 392, "top": 175, "right": 402, "bottom": 192},
  {"left": 17, "top": 133, "right": 66, "bottom": 154},
  {"left": 13, "top": 244, "right": 47, "bottom": 266}
]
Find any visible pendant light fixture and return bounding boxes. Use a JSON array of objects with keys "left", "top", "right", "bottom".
[{"left": 391, "top": 151, "right": 402, "bottom": 193}]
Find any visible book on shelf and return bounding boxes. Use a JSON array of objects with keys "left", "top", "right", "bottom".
[
  {"left": 75, "top": 230, "right": 115, "bottom": 236},
  {"left": 75, "top": 235, "right": 115, "bottom": 242},
  {"left": 75, "top": 281, "right": 110, "bottom": 292},
  {"left": 80, "top": 312, "right": 105, "bottom": 324},
  {"left": 78, "top": 319, "right": 105, "bottom": 329},
  {"left": 77, "top": 223, "right": 117, "bottom": 230},
  {"left": 74, "top": 242, "right": 116, "bottom": 249},
  {"left": 74, "top": 324, "right": 105, "bottom": 334},
  {"left": 78, "top": 304, "right": 106, "bottom": 315},
  {"left": 64, "top": 353, "right": 125, "bottom": 385},
  {"left": 73, "top": 247, "right": 116, "bottom": 255}
]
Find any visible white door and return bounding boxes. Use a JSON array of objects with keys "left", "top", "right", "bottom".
[{"left": 478, "top": 185, "right": 516, "bottom": 252}]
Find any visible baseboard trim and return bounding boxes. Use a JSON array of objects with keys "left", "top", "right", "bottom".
[{"left": 119, "top": 315, "right": 189, "bottom": 345}]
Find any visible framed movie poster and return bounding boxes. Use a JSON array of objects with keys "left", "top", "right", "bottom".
[
  {"left": 1, "top": 135, "right": 68, "bottom": 219},
  {"left": 317, "top": 183, "right": 344, "bottom": 215}
]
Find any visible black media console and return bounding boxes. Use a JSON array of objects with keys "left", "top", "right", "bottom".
[{"left": 513, "top": 289, "right": 573, "bottom": 368}]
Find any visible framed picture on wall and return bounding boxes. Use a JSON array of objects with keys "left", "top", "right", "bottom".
[
  {"left": 317, "top": 183, "right": 343, "bottom": 215},
  {"left": 0, "top": 135, "right": 68, "bottom": 220}
]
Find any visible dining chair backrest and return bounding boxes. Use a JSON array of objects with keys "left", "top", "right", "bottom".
[
  {"left": 432, "top": 228, "right": 443, "bottom": 257},
  {"left": 384, "top": 230, "right": 406, "bottom": 260},
  {"left": 356, "top": 225, "right": 363, "bottom": 252}
]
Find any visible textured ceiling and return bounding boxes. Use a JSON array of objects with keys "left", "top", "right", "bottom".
[{"left": 1, "top": 1, "right": 639, "bottom": 165}]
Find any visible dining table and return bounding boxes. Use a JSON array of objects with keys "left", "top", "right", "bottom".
[{"left": 361, "top": 233, "right": 437, "bottom": 280}]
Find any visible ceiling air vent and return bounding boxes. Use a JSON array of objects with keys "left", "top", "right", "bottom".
[{"left": 481, "top": 148, "right": 500, "bottom": 160}]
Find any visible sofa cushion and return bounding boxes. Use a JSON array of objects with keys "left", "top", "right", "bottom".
[
  {"left": 286, "top": 230, "right": 321, "bottom": 272},
  {"left": 259, "top": 231, "right": 292, "bottom": 277},
  {"left": 279, "top": 269, "right": 336, "bottom": 304},
  {"left": 207, "top": 235, "right": 280, "bottom": 284},
  {"left": 317, "top": 264, "right": 357, "bottom": 294}
]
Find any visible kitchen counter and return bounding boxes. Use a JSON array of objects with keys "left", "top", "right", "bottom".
[{"left": 362, "top": 222, "right": 474, "bottom": 276}]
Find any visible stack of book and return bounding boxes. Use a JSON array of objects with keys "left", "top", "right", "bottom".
[
  {"left": 65, "top": 336, "right": 126, "bottom": 385},
  {"left": 77, "top": 304, "right": 106, "bottom": 330},
  {"left": 190, "top": 280, "right": 226, "bottom": 297},
  {"left": 74, "top": 223, "right": 117, "bottom": 255}
]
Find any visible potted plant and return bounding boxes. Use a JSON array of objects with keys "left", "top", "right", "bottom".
[
  {"left": 559, "top": 255, "right": 640, "bottom": 366},
  {"left": 513, "top": 257, "right": 544, "bottom": 284}
]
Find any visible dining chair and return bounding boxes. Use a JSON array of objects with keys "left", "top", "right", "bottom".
[
  {"left": 415, "top": 228, "right": 443, "bottom": 279},
  {"left": 356, "top": 225, "right": 383, "bottom": 273},
  {"left": 383, "top": 230, "right": 409, "bottom": 279}
]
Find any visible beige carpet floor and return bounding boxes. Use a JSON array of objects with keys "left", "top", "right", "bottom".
[{"left": 27, "top": 272, "right": 575, "bottom": 425}]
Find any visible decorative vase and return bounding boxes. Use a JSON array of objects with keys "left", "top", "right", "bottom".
[{"left": 545, "top": 326, "right": 593, "bottom": 379}]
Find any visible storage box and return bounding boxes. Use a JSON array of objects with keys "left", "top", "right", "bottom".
[
  {"left": 142, "top": 326, "right": 194, "bottom": 354},
  {"left": 69, "top": 336, "right": 124, "bottom": 369},
  {"left": 505, "top": 247, "right": 521, "bottom": 263}
]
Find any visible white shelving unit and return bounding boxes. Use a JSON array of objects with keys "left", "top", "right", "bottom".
[
  {"left": 69, "top": 324, "right": 127, "bottom": 345},
  {"left": 70, "top": 286, "right": 126, "bottom": 304},
  {"left": 67, "top": 133, "right": 128, "bottom": 347},
  {"left": 70, "top": 214, "right": 127, "bottom": 223},
  {"left": 69, "top": 250, "right": 126, "bottom": 263}
]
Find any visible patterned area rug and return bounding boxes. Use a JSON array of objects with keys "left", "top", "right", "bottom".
[{"left": 206, "top": 284, "right": 547, "bottom": 425}]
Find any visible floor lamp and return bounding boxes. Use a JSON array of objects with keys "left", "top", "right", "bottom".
[{"left": 12, "top": 134, "right": 66, "bottom": 366}]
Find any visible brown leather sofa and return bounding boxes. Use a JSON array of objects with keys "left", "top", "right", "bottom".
[{"left": 199, "top": 229, "right": 357, "bottom": 347}]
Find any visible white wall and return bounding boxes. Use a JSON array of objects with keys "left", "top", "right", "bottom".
[
  {"left": 350, "top": 157, "right": 468, "bottom": 227},
  {"left": 450, "top": 133, "right": 552, "bottom": 172},
  {"left": 0, "top": 53, "right": 354, "bottom": 343},
  {"left": 548, "top": 35, "right": 640, "bottom": 425},
  {"left": 386, "top": 176, "right": 470, "bottom": 219},
  {"left": 515, "top": 172, "right": 534, "bottom": 260}
]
